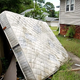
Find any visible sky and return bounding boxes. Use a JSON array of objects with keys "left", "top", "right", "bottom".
[{"left": 45, "top": 0, "right": 60, "bottom": 11}]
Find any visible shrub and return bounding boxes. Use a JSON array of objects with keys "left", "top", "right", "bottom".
[
  {"left": 0, "top": 57, "right": 10, "bottom": 73},
  {"left": 66, "top": 26, "right": 75, "bottom": 38},
  {"left": 57, "top": 27, "right": 59, "bottom": 31}
]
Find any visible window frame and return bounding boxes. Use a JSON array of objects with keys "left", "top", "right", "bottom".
[{"left": 65, "top": 0, "right": 75, "bottom": 12}]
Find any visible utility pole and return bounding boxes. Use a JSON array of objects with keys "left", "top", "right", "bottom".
[{"left": 34, "top": 0, "right": 35, "bottom": 9}]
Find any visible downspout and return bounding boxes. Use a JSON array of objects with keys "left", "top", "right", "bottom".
[{"left": 59, "top": 0, "right": 60, "bottom": 35}]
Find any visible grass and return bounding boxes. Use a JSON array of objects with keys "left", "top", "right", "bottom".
[
  {"left": 50, "top": 27, "right": 59, "bottom": 35},
  {"left": 50, "top": 26, "right": 58, "bottom": 31},
  {"left": 52, "top": 71, "right": 80, "bottom": 80},
  {"left": 51, "top": 60, "right": 80, "bottom": 80},
  {"left": 50, "top": 26, "right": 80, "bottom": 58},
  {"left": 49, "top": 26, "right": 80, "bottom": 80},
  {"left": 57, "top": 36, "right": 80, "bottom": 57}
]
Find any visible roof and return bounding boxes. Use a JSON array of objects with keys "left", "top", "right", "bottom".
[
  {"left": 21, "top": 8, "right": 49, "bottom": 16},
  {"left": 0, "top": 11, "right": 68, "bottom": 80},
  {"left": 45, "top": 17, "right": 59, "bottom": 22},
  {"left": 21, "top": 9, "right": 34, "bottom": 15}
]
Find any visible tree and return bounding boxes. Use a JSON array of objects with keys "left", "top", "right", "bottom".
[
  {"left": 55, "top": 11, "right": 59, "bottom": 18},
  {"left": 25, "top": 4, "right": 46, "bottom": 21},
  {"left": 21, "top": 0, "right": 34, "bottom": 10},
  {"left": 44, "top": 2, "right": 55, "bottom": 17},
  {"left": 33, "top": 0, "right": 45, "bottom": 3},
  {"left": 33, "top": 0, "right": 45, "bottom": 8},
  {"left": 0, "top": 0, "right": 21, "bottom": 13},
  {"left": 0, "top": 0, "right": 34, "bottom": 13},
  {"left": 37, "top": 0, "right": 45, "bottom": 3},
  {"left": 38, "top": 3, "right": 43, "bottom": 8}
]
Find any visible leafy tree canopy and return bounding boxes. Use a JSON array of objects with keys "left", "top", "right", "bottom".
[
  {"left": 21, "top": 0, "right": 34, "bottom": 12},
  {"left": 44, "top": 2, "right": 55, "bottom": 17},
  {"left": 33, "top": 0, "right": 45, "bottom": 3},
  {"left": 38, "top": 0, "right": 45, "bottom": 3},
  {"left": 0, "top": 0, "right": 34, "bottom": 13},
  {"left": 25, "top": 4, "right": 46, "bottom": 21},
  {"left": 44, "top": 2, "right": 55, "bottom": 11},
  {"left": 55, "top": 11, "right": 59, "bottom": 18}
]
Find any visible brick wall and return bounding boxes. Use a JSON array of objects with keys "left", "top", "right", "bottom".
[
  {"left": 60, "top": 24, "right": 67, "bottom": 35},
  {"left": 60, "top": 24, "right": 80, "bottom": 39}
]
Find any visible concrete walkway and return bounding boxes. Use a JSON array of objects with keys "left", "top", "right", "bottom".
[{"left": 67, "top": 52, "right": 80, "bottom": 69}]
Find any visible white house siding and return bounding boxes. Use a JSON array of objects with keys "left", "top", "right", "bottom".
[
  {"left": 46, "top": 21, "right": 59, "bottom": 27},
  {"left": 60, "top": 0, "right": 80, "bottom": 25},
  {"left": 50, "top": 21, "right": 59, "bottom": 27}
]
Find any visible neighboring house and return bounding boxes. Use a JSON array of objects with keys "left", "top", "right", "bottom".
[
  {"left": 21, "top": 9, "right": 34, "bottom": 15},
  {"left": 21, "top": 8, "right": 49, "bottom": 17},
  {"left": 45, "top": 17, "right": 59, "bottom": 27},
  {"left": 60, "top": 0, "right": 80, "bottom": 39}
]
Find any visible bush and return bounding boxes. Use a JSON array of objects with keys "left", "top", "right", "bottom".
[
  {"left": 66, "top": 26, "right": 75, "bottom": 38},
  {"left": 0, "top": 57, "right": 10, "bottom": 73},
  {"left": 57, "top": 27, "right": 59, "bottom": 31}
]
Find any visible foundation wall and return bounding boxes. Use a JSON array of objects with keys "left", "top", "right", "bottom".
[{"left": 60, "top": 24, "right": 80, "bottom": 39}]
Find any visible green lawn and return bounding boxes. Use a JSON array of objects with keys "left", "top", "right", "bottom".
[
  {"left": 51, "top": 60, "right": 80, "bottom": 80},
  {"left": 50, "top": 26, "right": 58, "bottom": 31},
  {"left": 49, "top": 26, "right": 80, "bottom": 80},
  {"left": 50, "top": 27, "right": 80, "bottom": 58},
  {"left": 57, "top": 35, "right": 80, "bottom": 58}
]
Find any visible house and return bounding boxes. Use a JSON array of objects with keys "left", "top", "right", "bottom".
[
  {"left": 59, "top": 0, "right": 80, "bottom": 39},
  {"left": 21, "top": 9, "right": 59, "bottom": 27},
  {"left": 21, "top": 9, "right": 34, "bottom": 15},
  {"left": 0, "top": 11, "right": 68, "bottom": 80},
  {"left": 21, "top": 8, "right": 49, "bottom": 17},
  {"left": 45, "top": 17, "right": 59, "bottom": 27}
]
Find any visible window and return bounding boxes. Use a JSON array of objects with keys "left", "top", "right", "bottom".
[
  {"left": 66, "top": 0, "right": 75, "bottom": 11},
  {"left": 66, "top": 0, "right": 70, "bottom": 11},
  {"left": 70, "top": 0, "right": 74, "bottom": 11}
]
